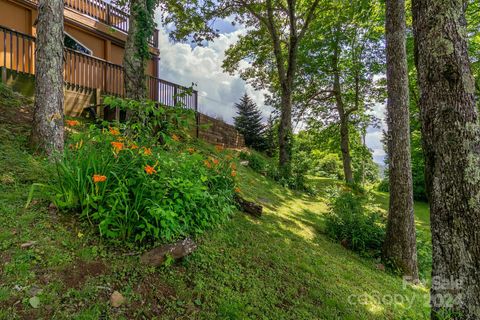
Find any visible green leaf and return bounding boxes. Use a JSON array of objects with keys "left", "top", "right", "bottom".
[{"left": 29, "top": 296, "right": 40, "bottom": 309}]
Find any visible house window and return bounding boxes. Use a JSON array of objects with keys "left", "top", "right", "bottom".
[{"left": 64, "top": 33, "right": 92, "bottom": 55}]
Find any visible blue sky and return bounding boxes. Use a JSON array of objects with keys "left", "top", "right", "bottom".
[{"left": 154, "top": 14, "right": 387, "bottom": 164}]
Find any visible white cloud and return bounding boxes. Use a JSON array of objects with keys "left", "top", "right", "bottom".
[{"left": 155, "top": 16, "right": 271, "bottom": 124}]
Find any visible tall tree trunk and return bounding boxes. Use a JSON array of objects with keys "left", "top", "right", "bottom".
[
  {"left": 382, "top": 0, "right": 419, "bottom": 281},
  {"left": 278, "top": 89, "right": 293, "bottom": 177},
  {"left": 332, "top": 38, "right": 354, "bottom": 184},
  {"left": 339, "top": 116, "right": 354, "bottom": 184},
  {"left": 413, "top": 0, "right": 480, "bottom": 318},
  {"left": 31, "top": 0, "right": 64, "bottom": 157},
  {"left": 361, "top": 129, "right": 366, "bottom": 186},
  {"left": 124, "top": 0, "right": 148, "bottom": 103}
]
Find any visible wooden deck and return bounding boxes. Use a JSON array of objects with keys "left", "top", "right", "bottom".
[{"left": 0, "top": 25, "right": 198, "bottom": 111}]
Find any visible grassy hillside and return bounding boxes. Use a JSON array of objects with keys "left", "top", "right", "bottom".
[{"left": 0, "top": 86, "right": 431, "bottom": 319}]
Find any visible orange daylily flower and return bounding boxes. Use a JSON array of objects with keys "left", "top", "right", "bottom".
[
  {"left": 66, "top": 120, "right": 80, "bottom": 127},
  {"left": 204, "top": 160, "right": 212, "bottom": 168},
  {"left": 215, "top": 145, "right": 224, "bottom": 152},
  {"left": 212, "top": 158, "right": 219, "bottom": 166},
  {"left": 234, "top": 187, "right": 241, "bottom": 193},
  {"left": 130, "top": 143, "right": 139, "bottom": 150},
  {"left": 231, "top": 170, "right": 237, "bottom": 177},
  {"left": 142, "top": 147, "right": 153, "bottom": 155},
  {"left": 144, "top": 164, "right": 157, "bottom": 175},
  {"left": 111, "top": 141, "right": 124, "bottom": 153},
  {"left": 172, "top": 134, "right": 180, "bottom": 142},
  {"left": 109, "top": 127, "right": 120, "bottom": 135},
  {"left": 187, "top": 147, "right": 195, "bottom": 154},
  {"left": 69, "top": 140, "right": 83, "bottom": 150},
  {"left": 92, "top": 174, "right": 107, "bottom": 183}
]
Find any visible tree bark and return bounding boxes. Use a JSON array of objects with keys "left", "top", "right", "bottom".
[
  {"left": 332, "top": 38, "right": 354, "bottom": 184},
  {"left": 278, "top": 87, "right": 293, "bottom": 177},
  {"left": 413, "top": 0, "right": 480, "bottom": 318},
  {"left": 124, "top": 0, "right": 148, "bottom": 103},
  {"left": 339, "top": 116, "right": 354, "bottom": 184},
  {"left": 382, "top": 0, "right": 419, "bottom": 281},
  {"left": 31, "top": 0, "right": 64, "bottom": 156}
]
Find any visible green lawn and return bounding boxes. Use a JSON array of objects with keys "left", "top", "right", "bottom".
[{"left": 0, "top": 90, "right": 431, "bottom": 319}]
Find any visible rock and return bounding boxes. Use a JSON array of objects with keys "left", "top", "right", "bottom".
[
  {"left": 234, "top": 195, "right": 263, "bottom": 218},
  {"left": 240, "top": 160, "right": 249, "bottom": 166},
  {"left": 48, "top": 203, "right": 58, "bottom": 215},
  {"left": 20, "top": 241, "right": 37, "bottom": 249},
  {"left": 376, "top": 263, "right": 385, "bottom": 272},
  {"left": 28, "top": 286, "right": 43, "bottom": 296},
  {"left": 140, "top": 238, "right": 197, "bottom": 267},
  {"left": 13, "top": 284, "right": 24, "bottom": 292},
  {"left": 110, "top": 291, "right": 125, "bottom": 308}
]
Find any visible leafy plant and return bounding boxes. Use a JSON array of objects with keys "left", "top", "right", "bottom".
[
  {"left": 102, "top": 96, "right": 196, "bottom": 143},
  {"left": 30, "top": 100, "right": 238, "bottom": 244},
  {"left": 239, "top": 149, "right": 310, "bottom": 191},
  {"left": 325, "top": 190, "right": 385, "bottom": 256},
  {"left": 239, "top": 151, "right": 267, "bottom": 174},
  {"left": 416, "top": 230, "right": 432, "bottom": 279}
]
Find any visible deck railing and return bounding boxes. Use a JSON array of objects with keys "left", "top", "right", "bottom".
[
  {"left": 0, "top": 25, "right": 197, "bottom": 111},
  {"left": 26, "top": 0, "right": 159, "bottom": 47}
]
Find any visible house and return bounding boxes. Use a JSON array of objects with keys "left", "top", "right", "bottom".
[
  {"left": 0, "top": 0, "right": 198, "bottom": 117},
  {"left": 0, "top": 0, "right": 245, "bottom": 148}
]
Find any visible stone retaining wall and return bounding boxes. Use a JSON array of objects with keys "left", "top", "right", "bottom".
[{"left": 197, "top": 113, "right": 245, "bottom": 148}]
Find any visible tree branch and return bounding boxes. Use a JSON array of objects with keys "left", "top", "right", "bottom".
[{"left": 298, "top": 0, "right": 321, "bottom": 41}]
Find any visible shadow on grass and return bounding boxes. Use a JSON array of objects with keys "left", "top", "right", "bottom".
[{"left": 203, "top": 200, "right": 431, "bottom": 319}]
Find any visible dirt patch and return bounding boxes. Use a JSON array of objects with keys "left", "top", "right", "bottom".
[
  {"left": 0, "top": 103, "right": 32, "bottom": 126},
  {"left": 60, "top": 260, "right": 108, "bottom": 289},
  {"left": 0, "top": 83, "right": 32, "bottom": 123},
  {"left": 125, "top": 274, "right": 176, "bottom": 318},
  {"left": 136, "top": 274, "right": 176, "bottom": 299}
]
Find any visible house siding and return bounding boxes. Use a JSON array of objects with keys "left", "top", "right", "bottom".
[
  {"left": 0, "top": 0, "right": 30, "bottom": 34},
  {"left": 0, "top": 0, "right": 158, "bottom": 76}
]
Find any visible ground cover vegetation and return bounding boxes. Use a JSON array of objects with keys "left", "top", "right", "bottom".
[
  {"left": 9, "top": 0, "right": 480, "bottom": 317},
  {"left": 0, "top": 83, "right": 435, "bottom": 319}
]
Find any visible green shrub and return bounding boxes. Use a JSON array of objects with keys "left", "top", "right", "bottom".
[
  {"left": 239, "top": 150, "right": 309, "bottom": 191},
  {"left": 288, "top": 150, "right": 311, "bottom": 191},
  {"left": 265, "top": 162, "right": 281, "bottom": 181},
  {"left": 377, "top": 178, "right": 389, "bottom": 193},
  {"left": 239, "top": 151, "right": 267, "bottom": 174},
  {"left": 416, "top": 230, "right": 432, "bottom": 279},
  {"left": 31, "top": 99, "right": 238, "bottom": 244},
  {"left": 312, "top": 151, "right": 344, "bottom": 180},
  {"left": 52, "top": 123, "right": 236, "bottom": 244},
  {"left": 325, "top": 191, "right": 385, "bottom": 256}
]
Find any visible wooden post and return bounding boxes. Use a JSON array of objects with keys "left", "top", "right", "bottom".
[
  {"left": 115, "top": 105, "right": 120, "bottom": 121},
  {"left": 106, "top": 4, "right": 111, "bottom": 25},
  {"left": 195, "top": 91, "right": 199, "bottom": 138},
  {"left": 1, "top": 66, "right": 6, "bottom": 83},
  {"left": 95, "top": 88, "right": 102, "bottom": 119},
  {"left": 173, "top": 85, "right": 178, "bottom": 106}
]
